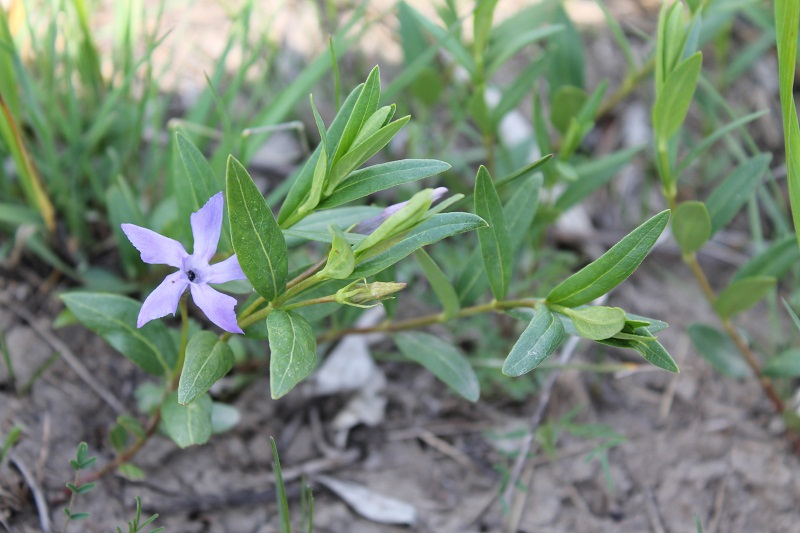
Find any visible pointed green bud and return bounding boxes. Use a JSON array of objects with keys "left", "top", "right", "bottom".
[
  {"left": 335, "top": 279, "right": 406, "bottom": 308},
  {"left": 354, "top": 188, "right": 448, "bottom": 257}
]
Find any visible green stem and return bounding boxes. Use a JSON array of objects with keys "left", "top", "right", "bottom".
[
  {"left": 62, "top": 470, "right": 80, "bottom": 533},
  {"left": 283, "top": 295, "right": 337, "bottom": 311},
  {"left": 596, "top": 56, "right": 655, "bottom": 119},
  {"left": 319, "top": 298, "right": 541, "bottom": 341},
  {"left": 170, "top": 298, "right": 189, "bottom": 389}
]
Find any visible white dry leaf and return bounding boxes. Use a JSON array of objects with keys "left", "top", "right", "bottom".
[
  {"left": 311, "top": 307, "right": 386, "bottom": 396},
  {"left": 316, "top": 475, "right": 418, "bottom": 526}
]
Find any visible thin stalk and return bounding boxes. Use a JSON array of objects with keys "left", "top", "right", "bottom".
[
  {"left": 319, "top": 298, "right": 540, "bottom": 342},
  {"left": 170, "top": 298, "right": 190, "bottom": 390},
  {"left": 282, "top": 295, "right": 337, "bottom": 311},
  {"left": 76, "top": 410, "right": 162, "bottom": 485},
  {"left": 681, "top": 237, "right": 784, "bottom": 412},
  {"left": 62, "top": 470, "right": 80, "bottom": 533},
  {"left": 596, "top": 56, "right": 655, "bottom": 119}
]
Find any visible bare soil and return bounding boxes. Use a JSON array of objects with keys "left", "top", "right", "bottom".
[{"left": 3, "top": 1, "right": 800, "bottom": 532}]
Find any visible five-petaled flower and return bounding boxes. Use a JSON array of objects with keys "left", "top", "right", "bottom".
[{"left": 121, "top": 192, "right": 246, "bottom": 334}]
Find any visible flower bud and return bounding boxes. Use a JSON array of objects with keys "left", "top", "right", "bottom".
[{"left": 335, "top": 280, "right": 407, "bottom": 308}]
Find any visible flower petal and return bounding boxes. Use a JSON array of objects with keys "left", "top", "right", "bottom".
[
  {"left": 191, "top": 192, "right": 224, "bottom": 262},
  {"left": 190, "top": 283, "right": 243, "bottom": 334},
  {"left": 121, "top": 224, "right": 188, "bottom": 267},
  {"left": 137, "top": 271, "right": 189, "bottom": 327},
  {"left": 204, "top": 254, "right": 248, "bottom": 284}
]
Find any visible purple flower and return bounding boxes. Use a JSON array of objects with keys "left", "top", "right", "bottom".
[{"left": 121, "top": 192, "right": 246, "bottom": 334}]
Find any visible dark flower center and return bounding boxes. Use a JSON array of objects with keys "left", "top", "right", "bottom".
[{"left": 187, "top": 270, "right": 196, "bottom": 282}]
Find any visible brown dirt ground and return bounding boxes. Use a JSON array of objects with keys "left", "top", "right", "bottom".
[{"left": 3, "top": 1, "right": 800, "bottom": 532}]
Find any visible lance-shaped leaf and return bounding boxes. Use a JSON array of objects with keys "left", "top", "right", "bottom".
[
  {"left": 713, "top": 276, "right": 776, "bottom": 319},
  {"left": 161, "top": 392, "right": 213, "bottom": 448},
  {"left": 278, "top": 85, "right": 361, "bottom": 225},
  {"left": 653, "top": 52, "right": 703, "bottom": 140},
  {"left": 474, "top": 166, "right": 511, "bottom": 300},
  {"left": 297, "top": 148, "right": 328, "bottom": 215},
  {"left": 178, "top": 331, "right": 235, "bottom": 405},
  {"left": 227, "top": 155, "right": 288, "bottom": 301},
  {"left": 706, "top": 154, "right": 770, "bottom": 234},
  {"left": 332, "top": 65, "right": 382, "bottom": 163},
  {"left": 762, "top": 349, "right": 800, "bottom": 378},
  {"left": 268, "top": 310, "right": 317, "bottom": 399},
  {"left": 60, "top": 292, "right": 176, "bottom": 375},
  {"left": 672, "top": 201, "right": 710, "bottom": 254},
  {"left": 732, "top": 235, "right": 800, "bottom": 282},
  {"left": 687, "top": 323, "right": 749, "bottom": 378},
  {"left": 597, "top": 327, "right": 678, "bottom": 373},
  {"left": 326, "top": 116, "right": 411, "bottom": 194},
  {"left": 318, "top": 159, "right": 450, "bottom": 209},
  {"left": 502, "top": 306, "right": 565, "bottom": 376},
  {"left": 352, "top": 212, "right": 486, "bottom": 279},
  {"left": 176, "top": 132, "right": 221, "bottom": 212},
  {"left": 414, "top": 249, "right": 459, "bottom": 319},
  {"left": 547, "top": 210, "right": 670, "bottom": 307},
  {"left": 457, "top": 174, "right": 541, "bottom": 305},
  {"left": 395, "top": 332, "right": 480, "bottom": 402},
  {"left": 555, "top": 306, "right": 626, "bottom": 340}
]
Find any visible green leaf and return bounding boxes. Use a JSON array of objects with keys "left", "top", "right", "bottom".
[
  {"left": 332, "top": 66, "right": 382, "bottom": 164},
  {"left": 105, "top": 176, "right": 145, "bottom": 278},
  {"left": 352, "top": 213, "right": 486, "bottom": 279},
  {"left": 175, "top": 132, "right": 221, "bottom": 214},
  {"left": 351, "top": 106, "right": 393, "bottom": 146},
  {"left": 326, "top": 116, "right": 411, "bottom": 194},
  {"left": 732, "top": 235, "right": 800, "bottom": 282},
  {"left": 554, "top": 146, "right": 643, "bottom": 211},
  {"left": 395, "top": 332, "right": 480, "bottom": 402},
  {"left": 672, "top": 201, "right": 710, "bottom": 254},
  {"left": 456, "top": 174, "right": 542, "bottom": 305},
  {"left": 705, "top": 154, "right": 771, "bottom": 234},
  {"left": 550, "top": 85, "right": 587, "bottom": 134},
  {"left": 414, "top": 249, "right": 459, "bottom": 319},
  {"left": 268, "top": 310, "right": 317, "bottom": 399},
  {"left": 762, "top": 349, "right": 800, "bottom": 378},
  {"left": 502, "top": 306, "right": 565, "bottom": 376},
  {"left": 598, "top": 327, "right": 678, "bottom": 373},
  {"left": 321, "top": 225, "right": 355, "bottom": 279},
  {"left": 226, "top": 155, "right": 288, "bottom": 301},
  {"left": 474, "top": 166, "right": 511, "bottom": 300},
  {"left": 775, "top": 0, "right": 800, "bottom": 250},
  {"left": 556, "top": 306, "right": 626, "bottom": 340},
  {"left": 277, "top": 86, "right": 361, "bottom": 225},
  {"left": 109, "top": 424, "right": 127, "bottom": 452},
  {"left": 676, "top": 110, "right": 769, "bottom": 176},
  {"left": 210, "top": 402, "right": 241, "bottom": 434},
  {"left": 318, "top": 159, "right": 450, "bottom": 209},
  {"left": 713, "top": 276, "right": 776, "bottom": 319},
  {"left": 271, "top": 437, "right": 292, "bottom": 533},
  {"left": 161, "top": 392, "right": 213, "bottom": 448},
  {"left": 297, "top": 148, "right": 328, "bottom": 215},
  {"left": 653, "top": 52, "right": 702, "bottom": 140},
  {"left": 178, "top": 331, "right": 235, "bottom": 405},
  {"left": 117, "top": 463, "right": 144, "bottom": 481},
  {"left": 546, "top": 210, "right": 670, "bottom": 307},
  {"left": 687, "top": 324, "right": 749, "bottom": 378},
  {"left": 60, "top": 293, "right": 176, "bottom": 375}
]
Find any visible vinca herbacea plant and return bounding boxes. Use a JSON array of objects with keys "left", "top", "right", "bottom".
[{"left": 58, "top": 66, "right": 677, "bottom": 479}]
